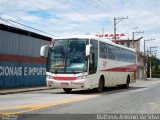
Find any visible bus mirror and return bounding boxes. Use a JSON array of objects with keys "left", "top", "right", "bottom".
[
  {"left": 40, "top": 45, "right": 49, "bottom": 57},
  {"left": 86, "top": 44, "right": 92, "bottom": 56}
]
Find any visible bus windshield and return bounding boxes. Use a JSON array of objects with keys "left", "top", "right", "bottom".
[{"left": 46, "top": 39, "right": 89, "bottom": 74}]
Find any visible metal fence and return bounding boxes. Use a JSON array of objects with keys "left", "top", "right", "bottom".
[{"left": 0, "top": 25, "right": 51, "bottom": 89}]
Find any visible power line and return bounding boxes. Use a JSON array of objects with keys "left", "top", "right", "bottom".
[
  {"left": 86, "top": 0, "right": 138, "bottom": 28},
  {"left": 0, "top": 16, "right": 55, "bottom": 37},
  {"left": 36, "top": 0, "right": 101, "bottom": 34},
  {"left": 98, "top": 0, "right": 138, "bottom": 27},
  {"left": 0, "top": 17, "right": 17, "bottom": 27},
  {"left": 87, "top": 0, "right": 120, "bottom": 17},
  {"left": 114, "top": 16, "right": 128, "bottom": 42},
  {"left": 85, "top": 0, "right": 119, "bottom": 19},
  {"left": 59, "top": 0, "right": 102, "bottom": 25},
  {"left": 144, "top": 39, "right": 155, "bottom": 55}
]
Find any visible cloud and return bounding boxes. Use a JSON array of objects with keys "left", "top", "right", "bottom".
[{"left": 1, "top": 0, "right": 160, "bottom": 57}]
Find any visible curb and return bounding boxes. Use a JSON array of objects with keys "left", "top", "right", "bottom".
[
  {"left": 0, "top": 87, "right": 53, "bottom": 95},
  {"left": 137, "top": 78, "right": 160, "bottom": 81},
  {"left": 146, "top": 78, "right": 160, "bottom": 81}
]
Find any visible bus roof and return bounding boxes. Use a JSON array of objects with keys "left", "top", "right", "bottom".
[{"left": 53, "top": 35, "right": 136, "bottom": 52}]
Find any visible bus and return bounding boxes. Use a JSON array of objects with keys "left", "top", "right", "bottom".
[{"left": 40, "top": 35, "right": 137, "bottom": 93}]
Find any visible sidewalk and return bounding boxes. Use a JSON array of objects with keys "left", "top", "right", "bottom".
[
  {"left": 146, "top": 78, "right": 160, "bottom": 81},
  {"left": 137, "top": 78, "right": 160, "bottom": 81},
  {"left": 0, "top": 86, "right": 53, "bottom": 95},
  {"left": 149, "top": 78, "right": 160, "bottom": 80}
]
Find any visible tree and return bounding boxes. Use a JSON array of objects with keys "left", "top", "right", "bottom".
[{"left": 147, "top": 56, "right": 160, "bottom": 78}]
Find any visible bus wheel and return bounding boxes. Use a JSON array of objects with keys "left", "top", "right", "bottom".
[
  {"left": 63, "top": 88, "right": 72, "bottom": 93},
  {"left": 123, "top": 76, "right": 130, "bottom": 89},
  {"left": 96, "top": 77, "right": 104, "bottom": 93}
]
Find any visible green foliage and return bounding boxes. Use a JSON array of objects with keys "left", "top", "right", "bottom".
[{"left": 147, "top": 56, "right": 160, "bottom": 78}]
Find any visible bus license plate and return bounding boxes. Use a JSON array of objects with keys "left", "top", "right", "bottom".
[
  {"left": 48, "top": 80, "right": 53, "bottom": 85},
  {"left": 61, "top": 83, "right": 68, "bottom": 87}
]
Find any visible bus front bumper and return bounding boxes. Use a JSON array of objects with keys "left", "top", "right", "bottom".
[{"left": 46, "top": 79, "right": 90, "bottom": 89}]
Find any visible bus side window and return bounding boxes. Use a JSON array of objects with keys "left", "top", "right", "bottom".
[
  {"left": 89, "top": 53, "right": 94, "bottom": 67},
  {"left": 89, "top": 39, "right": 98, "bottom": 75},
  {"left": 89, "top": 52, "right": 96, "bottom": 74}
]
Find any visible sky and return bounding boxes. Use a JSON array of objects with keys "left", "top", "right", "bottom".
[{"left": 0, "top": 0, "right": 160, "bottom": 58}]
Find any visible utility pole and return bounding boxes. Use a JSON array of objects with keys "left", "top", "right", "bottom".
[
  {"left": 143, "top": 39, "right": 155, "bottom": 79},
  {"left": 149, "top": 46, "right": 157, "bottom": 78},
  {"left": 102, "top": 23, "right": 104, "bottom": 34},
  {"left": 132, "top": 31, "right": 144, "bottom": 48},
  {"left": 144, "top": 39, "right": 155, "bottom": 56},
  {"left": 150, "top": 47, "right": 152, "bottom": 79},
  {"left": 132, "top": 32, "right": 134, "bottom": 48},
  {"left": 114, "top": 16, "right": 128, "bottom": 42}
]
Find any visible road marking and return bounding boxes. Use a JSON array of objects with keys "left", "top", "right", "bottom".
[
  {"left": 2, "top": 80, "right": 158, "bottom": 115},
  {"left": 0, "top": 94, "right": 99, "bottom": 115}
]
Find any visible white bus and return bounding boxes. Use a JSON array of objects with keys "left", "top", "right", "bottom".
[{"left": 40, "top": 35, "right": 137, "bottom": 93}]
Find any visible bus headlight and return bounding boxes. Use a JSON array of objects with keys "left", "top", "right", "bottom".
[
  {"left": 77, "top": 75, "right": 87, "bottom": 80},
  {"left": 47, "top": 75, "right": 52, "bottom": 79}
]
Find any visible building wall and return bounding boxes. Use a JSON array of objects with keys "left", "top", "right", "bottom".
[
  {"left": 0, "top": 29, "right": 50, "bottom": 89},
  {"left": 116, "top": 40, "right": 140, "bottom": 52},
  {"left": 136, "top": 52, "right": 145, "bottom": 79},
  {"left": 136, "top": 67, "right": 144, "bottom": 79},
  {"left": 0, "top": 30, "right": 49, "bottom": 57}
]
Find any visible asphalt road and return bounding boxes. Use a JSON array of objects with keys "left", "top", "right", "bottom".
[{"left": 0, "top": 79, "right": 160, "bottom": 120}]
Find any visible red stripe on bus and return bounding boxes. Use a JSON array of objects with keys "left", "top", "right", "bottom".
[
  {"left": 0, "top": 54, "right": 46, "bottom": 64},
  {"left": 101, "top": 64, "right": 137, "bottom": 72},
  {"left": 53, "top": 77, "right": 77, "bottom": 81}
]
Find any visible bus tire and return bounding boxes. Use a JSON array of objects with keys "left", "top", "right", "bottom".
[
  {"left": 63, "top": 88, "right": 72, "bottom": 93},
  {"left": 96, "top": 77, "right": 104, "bottom": 93},
  {"left": 123, "top": 76, "right": 130, "bottom": 89}
]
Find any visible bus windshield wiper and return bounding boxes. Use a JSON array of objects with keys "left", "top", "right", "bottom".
[{"left": 72, "top": 70, "right": 76, "bottom": 74}]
